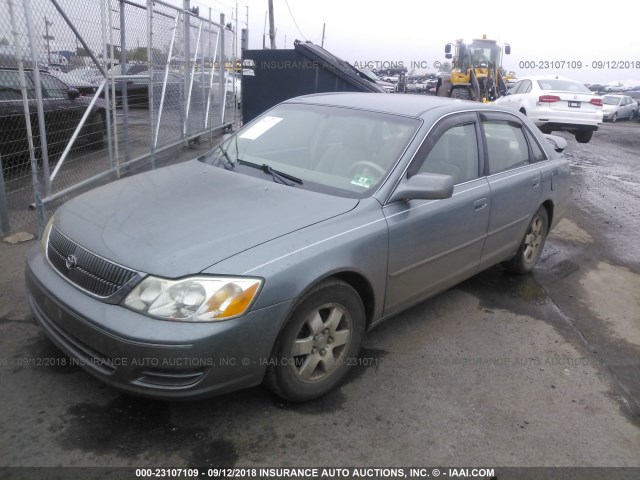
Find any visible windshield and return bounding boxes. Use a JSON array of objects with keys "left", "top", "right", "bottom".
[
  {"left": 536, "top": 79, "right": 591, "bottom": 93},
  {"left": 602, "top": 96, "right": 620, "bottom": 105},
  {"left": 199, "top": 103, "right": 420, "bottom": 198},
  {"left": 465, "top": 40, "right": 500, "bottom": 68}
]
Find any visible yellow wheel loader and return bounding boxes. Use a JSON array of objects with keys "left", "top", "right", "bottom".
[{"left": 436, "top": 35, "right": 511, "bottom": 102}]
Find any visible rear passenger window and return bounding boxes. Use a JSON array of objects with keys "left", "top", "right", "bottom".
[
  {"left": 417, "top": 123, "right": 479, "bottom": 184},
  {"left": 524, "top": 128, "right": 546, "bottom": 162},
  {"left": 482, "top": 120, "right": 530, "bottom": 174}
]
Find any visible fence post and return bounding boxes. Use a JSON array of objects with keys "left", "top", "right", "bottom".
[
  {"left": 119, "top": 0, "right": 130, "bottom": 164},
  {"left": 8, "top": 0, "right": 44, "bottom": 234},
  {"left": 205, "top": 23, "right": 220, "bottom": 130},
  {"left": 23, "top": 0, "right": 52, "bottom": 198},
  {"left": 100, "top": 0, "right": 115, "bottom": 173},
  {"left": 0, "top": 154, "right": 10, "bottom": 235},
  {"left": 147, "top": 0, "right": 155, "bottom": 167},
  {"left": 108, "top": 0, "right": 121, "bottom": 178},
  {"left": 219, "top": 14, "right": 226, "bottom": 124},
  {"left": 183, "top": 0, "right": 191, "bottom": 144}
]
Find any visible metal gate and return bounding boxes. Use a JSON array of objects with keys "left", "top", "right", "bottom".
[{"left": 0, "top": 0, "right": 237, "bottom": 236}]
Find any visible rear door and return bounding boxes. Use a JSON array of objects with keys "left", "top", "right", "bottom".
[
  {"left": 478, "top": 112, "right": 542, "bottom": 269},
  {"left": 383, "top": 112, "right": 490, "bottom": 315}
]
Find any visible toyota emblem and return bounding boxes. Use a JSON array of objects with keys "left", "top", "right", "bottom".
[{"left": 65, "top": 254, "right": 78, "bottom": 270}]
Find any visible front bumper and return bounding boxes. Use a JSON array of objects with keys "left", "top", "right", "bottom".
[{"left": 25, "top": 246, "right": 293, "bottom": 400}]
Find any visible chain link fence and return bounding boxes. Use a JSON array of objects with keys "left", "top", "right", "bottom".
[{"left": 0, "top": 0, "right": 237, "bottom": 236}]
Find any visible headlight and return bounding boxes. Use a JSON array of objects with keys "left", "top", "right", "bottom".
[{"left": 123, "top": 276, "right": 263, "bottom": 322}]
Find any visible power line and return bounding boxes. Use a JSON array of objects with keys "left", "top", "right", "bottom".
[{"left": 283, "top": 0, "right": 308, "bottom": 41}]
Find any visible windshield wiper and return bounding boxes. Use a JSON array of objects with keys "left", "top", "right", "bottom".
[
  {"left": 237, "top": 159, "right": 303, "bottom": 186},
  {"left": 214, "top": 145, "right": 235, "bottom": 170}
]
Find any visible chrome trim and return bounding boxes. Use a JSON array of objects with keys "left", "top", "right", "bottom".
[{"left": 46, "top": 226, "right": 144, "bottom": 303}]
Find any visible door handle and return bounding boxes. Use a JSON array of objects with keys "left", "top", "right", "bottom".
[
  {"left": 550, "top": 170, "right": 558, "bottom": 191},
  {"left": 473, "top": 198, "right": 488, "bottom": 211},
  {"left": 531, "top": 177, "right": 540, "bottom": 189}
]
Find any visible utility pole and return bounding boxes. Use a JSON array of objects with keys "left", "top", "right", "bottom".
[
  {"left": 262, "top": 11, "right": 266, "bottom": 49},
  {"left": 43, "top": 16, "right": 54, "bottom": 65},
  {"left": 268, "top": 0, "right": 275, "bottom": 49},
  {"left": 321, "top": 23, "right": 326, "bottom": 48}
]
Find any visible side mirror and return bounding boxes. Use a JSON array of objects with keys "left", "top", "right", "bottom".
[
  {"left": 504, "top": 44, "right": 511, "bottom": 55},
  {"left": 445, "top": 53, "right": 452, "bottom": 60},
  {"left": 67, "top": 88, "right": 80, "bottom": 99},
  {"left": 445, "top": 44, "right": 452, "bottom": 54},
  {"left": 388, "top": 173, "right": 454, "bottom": 203}
]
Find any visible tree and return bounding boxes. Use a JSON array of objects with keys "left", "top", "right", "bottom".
[
  {"left": 128, "top": 46, "right": 164, "bottom": 65},
  {"left": 75, "top": 46, "right": 92, "bottom": 57},
  {"left": 105, "top": 43, "right": 121, "bottom": 59}
]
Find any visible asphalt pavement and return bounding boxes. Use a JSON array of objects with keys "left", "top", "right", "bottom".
[{"left": 0, "top": 119, "right": 639, "bottom": 477}]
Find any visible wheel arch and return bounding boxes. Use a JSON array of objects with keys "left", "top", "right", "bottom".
[
  {"left": 282, "top": 269, "right": 377, "bottom": 332},
  {"left": 541, "top": 199, "right": 554, "bottom": 232},
  {"left": 331, "top": 270, "right": 376, "bottom": 329}
]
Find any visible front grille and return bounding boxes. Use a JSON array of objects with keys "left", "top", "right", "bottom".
[{"left": 47, "top": 226, "right": 137, "bottom": 298}]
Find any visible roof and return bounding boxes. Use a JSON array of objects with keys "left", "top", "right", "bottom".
[{"left": 284, "top": 92, "right": 499, "bottom": 118}]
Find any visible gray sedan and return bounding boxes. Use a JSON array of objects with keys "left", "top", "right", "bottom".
[
  {"left": 602, "top": 94, "right": 637, "bottom": 122},
  {"left": 26, "top": 93, "right": 571, "bottom": 402}
]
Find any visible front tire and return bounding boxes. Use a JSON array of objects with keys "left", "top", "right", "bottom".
[
  {"left": 451, "top": 88, "right": 471, "bottom": 100},
  {"left": 265, "top": 279, "right": 365, "bottom": 402},
  {"left": 503, "top": 207, "right": 549, "bottom": 275},
  {"left": 611, "top": 112, "right": 617, "bottom": 123}
]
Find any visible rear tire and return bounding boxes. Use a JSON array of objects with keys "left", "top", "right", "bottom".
[
  {"left": 264, "top": 279, "right": 365, "bottom": 402},
  {"left": 88, "top": 112, "right": 106, "bottom": 150},
  {"left": 503, "top": 207, "right": 549, "bottom": 275},
  {"left": 574, "top": 130, "right": 593, "bottom": 143}
]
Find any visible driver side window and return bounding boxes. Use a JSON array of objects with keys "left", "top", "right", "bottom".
[{"left": 416, "top": 123, "right": 479, "bottom": 185}]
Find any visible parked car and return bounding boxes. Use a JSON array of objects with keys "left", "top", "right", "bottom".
[
  {"left": 357, "top": 69, "right": 396, "bottom": 93},
  {"left": 26, "top": 93, "right": 570, "bottom": 402},
  {"left": 494, "top": 76, "right": 603, "bottom": 143},
  {"left": 0, "top": 68, "right": 107, "bottom": 172},
  {"left": 601, "top": 94, "right": 637, "bottom": 122},
  {"left": 49, "top": 69, "right": 100, "bottom": 96},
  {"left": 113, "top": 70, "right": 236, "bottom": 109}
]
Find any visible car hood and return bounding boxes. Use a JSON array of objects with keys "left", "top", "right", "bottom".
[{"left": 54, "top": 160, "right": 358, "bottom": 277}]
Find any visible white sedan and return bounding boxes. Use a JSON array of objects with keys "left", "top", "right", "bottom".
[{"left": 495, "top": 76, "right": 603, "bottom": 143}]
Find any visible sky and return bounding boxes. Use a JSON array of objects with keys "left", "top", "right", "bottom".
[
  {"left": 190, "top": 0, "right": 640, "bottom": 85},
  {"left": 5, "top": 0, "right": 638, "bottom": 86}
]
